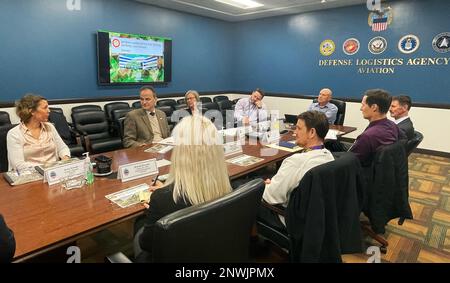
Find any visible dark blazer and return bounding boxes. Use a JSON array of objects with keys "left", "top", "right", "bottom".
[
  {"left": 0, "top": 214, "right": 15, "bottom": 263},
  {"left": 286, "top": 152, "right": 364, "bottom": 263},
  {"left": 398, "top": 117, "right": 414, "bottom": 141},
  {"left": 123, "top": 108, "right": 170, "bottom": 148},
  {"left": 363, "top": 141, "right": 413, "bottom": 234},
  {"left": 137, "top": 184, "right": 190, "bottom": 261}
]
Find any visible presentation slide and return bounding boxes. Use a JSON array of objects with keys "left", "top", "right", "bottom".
[{"left": 109, "top": 32, "right": 165, "bottom": 83}]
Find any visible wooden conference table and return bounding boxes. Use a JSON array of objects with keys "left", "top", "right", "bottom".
[{"left": 0, "top": 125, "right": 355, "bottom": 262}]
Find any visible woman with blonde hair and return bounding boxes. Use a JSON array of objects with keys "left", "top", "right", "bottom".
[
  {"left": 7, "top": 94, "right": 70, "bottom": 171},
  {"left": 134, "top": 115, "right": 231, "bottom": 262}
]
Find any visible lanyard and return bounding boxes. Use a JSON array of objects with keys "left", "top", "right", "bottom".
[{"left": 302, "top": 144, "right": 325, "bottom": 153}]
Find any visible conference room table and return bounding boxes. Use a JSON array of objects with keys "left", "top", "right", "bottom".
[{"left": 0, "top": 125, "right": 355, "bottom": 262}]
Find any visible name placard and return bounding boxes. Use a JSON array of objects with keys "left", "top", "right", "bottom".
[
  {"left": 117, "top": 159, "right": 158, "bottom": 183},
  {"left": 223, "top": 142, "right": 243, "bottom": 156},
  {"left": 44, "top": 159, "right": 86, "bottom": 186},
  {"left": 263, "top": 130, "right": 281, "bottom": 144}
]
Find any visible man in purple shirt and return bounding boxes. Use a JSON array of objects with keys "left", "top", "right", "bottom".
[{"left": 350, "top": 89, "right": 401, "bottom": 166}]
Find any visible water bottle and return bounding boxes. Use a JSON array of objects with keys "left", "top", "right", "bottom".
[{"left": 82, "top": 152, "right": 94, "bottom": 185}]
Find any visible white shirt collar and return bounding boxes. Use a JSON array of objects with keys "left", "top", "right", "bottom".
[{"left": 394, "top": 116, "right": 409, "bottom": 124}]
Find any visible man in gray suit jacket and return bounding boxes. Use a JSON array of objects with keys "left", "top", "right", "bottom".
[
  {"left": 123, "top": 86, "right": 170, "bottom": 148},
  {"left": 390, "top": 95, "right": 415, "bottom": 140}
]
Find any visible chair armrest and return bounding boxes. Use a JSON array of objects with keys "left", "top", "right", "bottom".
[
  {"left": 105, "top": 252, "right": 133, "bottom": 263},
  {"left": 261, "top": 200, "right": 285, "bottom": 217}
]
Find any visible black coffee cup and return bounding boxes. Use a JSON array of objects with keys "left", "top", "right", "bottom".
[{"left": 95, "top": 155, "right": 112, "bottom": 174}]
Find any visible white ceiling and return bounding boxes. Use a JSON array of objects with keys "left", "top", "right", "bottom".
[{"left": 135, "top": 0, "right": 368, "bottom": 22}]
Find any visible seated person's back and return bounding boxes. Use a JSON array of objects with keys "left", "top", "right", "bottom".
[{"left": 134, "top": 115, "right": 232, "bottom": 262}]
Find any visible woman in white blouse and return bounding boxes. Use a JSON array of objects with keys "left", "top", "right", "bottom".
[{"left": 7, "top": 94, "right": 70, "bottom": 171}]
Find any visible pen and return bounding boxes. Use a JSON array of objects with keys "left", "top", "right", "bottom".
[{"left": 152, "top": 174, "right": 159, "bottom": 186}]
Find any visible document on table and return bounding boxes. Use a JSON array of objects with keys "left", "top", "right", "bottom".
[
  {"left": 226, "top": 154, "right": 264, "bottom": 167},
  {"left": 105, "top": 183, "right": 150, "bottom": 208},
  {"left": 155, "top": 136, "right": 175, "bottom": 145},
  {"left": 145, "top": 144, "right": 174, "bottom": 154},
  {"left": 325, "top": 129, "right": 344, "bottom": 140},
  {"left": 266, "top": 141, "right": 303, "bottom": 153}
]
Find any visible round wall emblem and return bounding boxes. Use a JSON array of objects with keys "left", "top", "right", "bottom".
[
  {"left": 398, "top": 34, "right": 420, "bottom": 54},
  {"left": 432, "top": 32, "right": 450, "bottom": 53},
  {"left": 320, "top": 39, "right": 335, "bottom": 56},
  {"left": 368, "top": 36, "right": 387, "bottom": 54},
  {"left": 343, "top": 38, "right": 360, "bottom": 55}
]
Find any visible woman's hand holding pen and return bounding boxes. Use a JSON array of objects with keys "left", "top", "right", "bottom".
[{"left": 149, "top": 180, "right": 164, "bottom": 192}]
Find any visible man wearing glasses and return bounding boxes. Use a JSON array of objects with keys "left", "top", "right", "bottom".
[{"left": 123, "top": 86, "right": 170, "bottom": 148}]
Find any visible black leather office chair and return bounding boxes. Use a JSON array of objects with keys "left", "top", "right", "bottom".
[
  {"left": 330, "top": 99, "right": 346, "bottom": 125},
  {"left": 104, "top": 102, "right": 130, "bottom": 137},
  {"left": 104, "top": 102, "right": 130, "bottom": 122},
  {"left": 48, "top": 111, "right": 85, "bottom": 157},
  {"left": 111, "top": 108, "right": 132, "bottom": 123},
  {"left": 156, "top": 105, "right": 173, "bottom": 119},
  {"left": 132, "top": 101, "right": 141, "bottom": 109},
  {"left": 216, "top": 100, "right": 235, "bottom": 128},
  {"left": 0, "top": 111, "right": 11, "bottom": 126},
  {"left": 71, "top": 104, "right": 102, "bottom": 114},
  {"left": 156, "top": 105, "right": 174, "bottom": 128},
  {"left": 213, "top": 95, "right": 229, "bottom": 103},
  {"left": 174, "top": 103, "right": 187, "bottom": 110},
  {"left": 361, "top": 141, "right": 413, "bottom": 253},
  {"left": 257, "top": 152, "right": 364, "bottom": 262},
  {"left": 312, "top": 98, "right": 346, "bottom": 125},
  {"left": 49, "top": 107, "right": 64, "bottom": 115},
  {"left": 156, "top": 99, "right": 177, "bottom": 110},
  {"left": 201, "top": 102, "right": 219, "bottom": 111},
  {"left": 117, "top": 117, "right": 126, "bottom": 141},
  {"left": 216, "top": 99, "right": 233, "bottom": 113},
  {"left": 108, "top": 108, "right": 132, "bottom": 138},
  {"left": 106, "top": 179, "right": 265, "bottom": 263},
  {"left": 71, "top": 110, "right": 123, "bottom": 154},
  {"left": 0, "top": 124, "right": 16, "bottom": 172},
  {"left": 200, "top": 97, "right": 212, "bottom": 103},
  {"left": 405, "top": 131, "right": 423, "bottom": 156}
]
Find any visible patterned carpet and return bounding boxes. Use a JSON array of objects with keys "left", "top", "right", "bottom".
[
  {"left": 343, "top": 153, "right": 450, "bottom": 263},
  {"left": 75, "top": 153, "right": 450, "bottom": 263}
]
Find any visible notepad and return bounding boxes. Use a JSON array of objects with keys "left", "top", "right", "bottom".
[{"left": 278, "top": 141, "right": 297, "bottom": 149}]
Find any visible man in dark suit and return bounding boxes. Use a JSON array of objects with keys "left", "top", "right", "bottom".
[
  {"left": 123, "top": 86, "right": 170, "bottom": 148},
  {"left": 390, "top": 95, "right": 415, "bottom": 140}
]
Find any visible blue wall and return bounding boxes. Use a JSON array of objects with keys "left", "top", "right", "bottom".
[
  {"left": 1, "top": 0, "right": 449, "bottom": 104},
  {"left": 232, "top": 0, "right": 450, "bottom": 104},
  {"left": 0, "top": 0, "right": 233, "bottom": 101}
]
